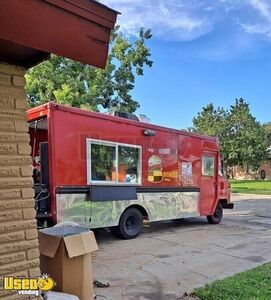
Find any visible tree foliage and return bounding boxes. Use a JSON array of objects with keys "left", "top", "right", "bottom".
[
  {"left": 263, "top": 122, "right": 271, "bottom": 143},
  {"left": 192, "top": 99, "right": 269, "bottom": 171},
  {"left": 191, "top": 103, "right": 228, "bottom": 137},
  {"left": 25, "top": 26, "right": 153, "bottom": 113}
]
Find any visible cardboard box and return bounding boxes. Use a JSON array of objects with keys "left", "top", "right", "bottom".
[{"left": 38, "top": 226, "right": 98, "bottom": 300}]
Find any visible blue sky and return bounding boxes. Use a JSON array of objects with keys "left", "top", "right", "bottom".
[{"left": 101, "top": 0, "right": 271, "bottom": 129}]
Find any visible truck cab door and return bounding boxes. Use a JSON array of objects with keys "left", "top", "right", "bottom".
[{"left": 200, "top": 152, "right": 218, "bottom": 215}]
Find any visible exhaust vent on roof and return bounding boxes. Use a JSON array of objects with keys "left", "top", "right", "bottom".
[
  {"left": 138, "top": 114, "right": 150, "bottom": 123},
  {"left": 113, "top": 111, "right": 139, "bottom": 121}
]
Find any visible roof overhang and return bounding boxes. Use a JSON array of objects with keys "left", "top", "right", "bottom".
[{"left": 0, "top": 0, "right": 119, "bottom": 68}]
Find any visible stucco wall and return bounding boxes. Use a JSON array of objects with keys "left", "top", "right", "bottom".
[{"left": 0, "top": 64, "right": 40, "bottom": 299}]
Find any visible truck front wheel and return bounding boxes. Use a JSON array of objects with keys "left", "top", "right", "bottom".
[
  {"left": 113, "top": 208, "right": 143, "bottom": 239},
  {"left": 207, "top": 202, "right": 223, "bottom": 224}
]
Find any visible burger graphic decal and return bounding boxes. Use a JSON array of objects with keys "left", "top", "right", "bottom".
[{"left": 148, "top": 155, "right": 163, "bottom": 183}]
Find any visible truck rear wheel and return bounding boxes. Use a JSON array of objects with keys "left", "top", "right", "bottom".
[
  {"left": 113, "top": 208, "right": 143, "bottom": 239},
  {"left": 207, "top": 202, "right": 223, "bottom": 224}
]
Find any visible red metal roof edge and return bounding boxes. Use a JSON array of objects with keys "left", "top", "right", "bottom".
[
  {"left": 27, "top": 102, "right": 218, "bottom": 142},
  {"left": 44, "top": 0, "right": 119, "bottom": 30},
  {"left": 0, "top": 0, "right": 118, "bottom": 68},
  {"left": 92, "top": 0, "right": 121, "bottom": 15}
]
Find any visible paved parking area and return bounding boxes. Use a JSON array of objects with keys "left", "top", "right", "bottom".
[{"left": 92, "top": 194, "right": 271, "bottom": 300}]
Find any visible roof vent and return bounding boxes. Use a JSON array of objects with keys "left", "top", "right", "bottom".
[
  {"left": 113, "top": 111, "right": 139, "bottom": 121},
  {"left": 138, "top": 114, "right": 150, "bottom": 123}
]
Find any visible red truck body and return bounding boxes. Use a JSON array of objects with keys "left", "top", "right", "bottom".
[{"left": 27, "top": 102, "right": 232, "bottom": 238}]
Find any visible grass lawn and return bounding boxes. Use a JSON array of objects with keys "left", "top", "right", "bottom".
[
  {"left": 194, "top": 263, "right": 271, "bottom": 300},
  {"left": 230, "top": 180, "right": 271, "bottom": 195}
]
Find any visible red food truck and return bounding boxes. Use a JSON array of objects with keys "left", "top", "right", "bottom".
[{"left": 27, "top": 102, "right": 233, "bottom": 239}]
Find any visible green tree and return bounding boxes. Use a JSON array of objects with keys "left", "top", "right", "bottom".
[
  {"left": 226, "top": 99, "right": 268, "bottom": 170},
  {"left": 263, "top": 122, "right": 271, "bottom": 143},
  {"left": 191, "top": 103, "right": 228, "bottom": 136},
  {"left": 191, "top": 98, "right": 269, "bottom": 173},
  {"left": 25, "top": 26, "right": 153, "bottom": 113},
  {"left": 263, "top": 122, "right": 271, "bottom": 159}
]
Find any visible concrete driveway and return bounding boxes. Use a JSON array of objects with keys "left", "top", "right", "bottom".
[{"left": 92, "top": 194, "right": 271, "bottom": 300}]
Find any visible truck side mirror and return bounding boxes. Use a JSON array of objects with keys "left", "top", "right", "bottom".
[{"left": 220, "top": 159, "right": 224, "bottom": 177}]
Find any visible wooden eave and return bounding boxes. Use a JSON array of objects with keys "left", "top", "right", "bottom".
[{"left": 0, "top": 0, "right": 119, "bottom": 68}]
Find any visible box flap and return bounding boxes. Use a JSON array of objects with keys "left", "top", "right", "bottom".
[
  {"left": 38, "top": 231, "right": 62, "bottom": 258},
  {"left": 81, "top": 231, "right": 98, "bottom": 253},
  {"left": 64, "top": 231, "right": 98, "bottom": 258}
]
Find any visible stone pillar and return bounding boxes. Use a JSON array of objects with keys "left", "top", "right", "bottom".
[{"left": 0, "top": 64, "right": 40, "bottom": 299}]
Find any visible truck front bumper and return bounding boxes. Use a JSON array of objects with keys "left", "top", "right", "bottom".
[{"left": 224, "top": 203, "right": 234, "bottom": 209}]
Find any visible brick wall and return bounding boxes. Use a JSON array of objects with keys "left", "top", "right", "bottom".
[
  {"left": 232, "top": 160, "right": 271, "bottom": 180},
  {"left": 0, "top": 64, "right": 40, "bottom": 299}
]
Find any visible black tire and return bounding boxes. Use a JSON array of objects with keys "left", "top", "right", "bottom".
[
  {"left": 207, "top": 202, "right": 223, "bottom": 224},
  {"left": 117, "top": 208, "right": 143, "bottom": 239}
]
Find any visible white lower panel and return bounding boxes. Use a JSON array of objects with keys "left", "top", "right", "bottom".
[{"left": 56, "top": 191, "right": 200, "bottom": 228}]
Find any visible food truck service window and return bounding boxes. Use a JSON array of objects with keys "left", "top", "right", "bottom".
[
  {"left": 202, "top": 156, "right": 215, "bottom": 176},
  {"left": 86, "top": 139, "right": 142, "bottom": 185}
]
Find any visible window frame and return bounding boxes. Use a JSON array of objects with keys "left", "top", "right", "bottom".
[
  {"left": 86, "top": 138, "right": 142, "bottom": 186},
  {"left": 202, "top": 155, "right": 215, "bottom": 177}
]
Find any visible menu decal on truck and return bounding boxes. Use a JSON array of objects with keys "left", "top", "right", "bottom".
[
  {"left": 148, "top": 155, "right": 163, "bottom": 182},
  {"left": 148, "top": 155, "right": 179, "bottom": 182},
  {"left": 162, "top": 171, "right": 178, "bottom": 179},
  {"left": 181, "top": 162, "right": 193, "bottom": 185},
  {"left": 158, "top": 148, "right": 170, "bottom": 155}
]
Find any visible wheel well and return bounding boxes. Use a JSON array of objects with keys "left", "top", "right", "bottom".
[{"left": 124, "top": 205, "right": 149, "bottom": 220}]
